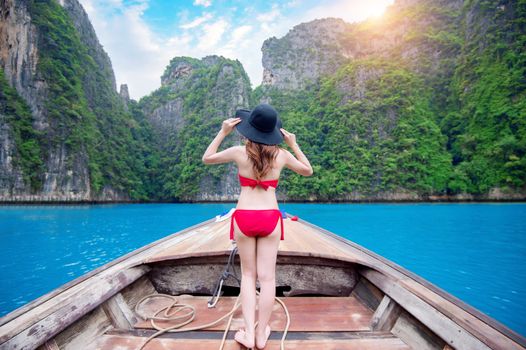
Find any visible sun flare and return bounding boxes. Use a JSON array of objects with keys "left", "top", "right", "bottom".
[{"left": 355, "top": 0, "right": 394, "bottom": 20}]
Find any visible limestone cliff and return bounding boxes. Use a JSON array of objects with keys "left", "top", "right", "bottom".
[
  {"left": 138, "top": 55, "right": 252, "bottom": 201},
  {"left": 0, "top": 0, "right": 140, "bottom": 202},
  {"left": 262, "top": 18, "right": 352, "bottom": 90},
  {"left": 261, "top": 0, "right": 463, "bottom": 91},
  {"left": 256, "top": 0, "right": 525, "bottom": 201},
  {"left": 1, "top": 0, "right": 523, "bottom": 202}
]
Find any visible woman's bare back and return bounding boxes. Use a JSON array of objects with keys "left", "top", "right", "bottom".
[
  {"left": 236, "top": 146, "right": 287, "bottom": 210},
  {"left": 202, "top": 120, "right": 312, "bottom": 209}
]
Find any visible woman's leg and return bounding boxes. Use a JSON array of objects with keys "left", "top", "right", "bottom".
[
  {"left": 255, "top": 216, "right": 281, "bottom": 348},
  {"left": 233, "top": 216, "right": 257, "bottom": 348}
]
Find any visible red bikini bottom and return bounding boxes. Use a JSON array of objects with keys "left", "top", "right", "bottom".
[{"left": 230, "top": 209, "right": 284, "bottom": 240}]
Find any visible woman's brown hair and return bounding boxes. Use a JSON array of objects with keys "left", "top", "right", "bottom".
[{"left": 245, "top": 139, "right": 281, "bottom": 180}]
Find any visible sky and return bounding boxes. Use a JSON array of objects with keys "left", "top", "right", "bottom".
[{"left": 78, "top": 0, "right": 394, "bottom": 100}]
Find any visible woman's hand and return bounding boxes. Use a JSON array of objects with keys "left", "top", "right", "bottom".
[
  {"left": 202, "top": 117, "right": 242, "bottom": 164},
  {"left": 221, "top": 117, "right": 242, "bottom": 136},
  {"left": 280, "top": 128, "right": 297, "bottom": 147},
  {"left": 280, "top": 127, "right": 313, "bottom": 176}
]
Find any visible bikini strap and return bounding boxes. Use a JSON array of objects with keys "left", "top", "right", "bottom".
[
  {"left": 280, "top": 212, "right": 284, "bottom": 240},
  {"left": 230, "top": 211, "right": 235, "bottom": 240}
]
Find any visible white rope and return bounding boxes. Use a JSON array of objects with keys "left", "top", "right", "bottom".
[{"left": 135, "top": 292, "right": 290, "bottom": 350}]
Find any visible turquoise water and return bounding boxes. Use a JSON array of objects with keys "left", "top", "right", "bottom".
[{"left": 0, "top": 203, "right": 525, "bottom": 337}]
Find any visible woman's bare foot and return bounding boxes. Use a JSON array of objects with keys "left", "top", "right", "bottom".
[
  {"left": 234, "top": 327, "right": 255, "bottom": 349},
  {"left": 255, "top": 324, "right": 271, "bottom": 349}
]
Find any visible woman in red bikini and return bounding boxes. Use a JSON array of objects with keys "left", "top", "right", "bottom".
[{"left": 202, "top": 103, "right": 313, "bottom": 349}]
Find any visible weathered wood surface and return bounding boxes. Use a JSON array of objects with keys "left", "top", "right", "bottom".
[
  {"left": 398, "top": 276, "right": 521, "bottom": 350},
  {"left": 102, "top": 293, "right": 134, "bottom": 330},
  {"left": 145, "top": 214, "right": 526, "bottom": 350},
  {"left": 0, "top": 219, "right": 217, "bottom": 349},
  {"left": 363, "top": 267, "right": 492, "bottom": 350},
  {"left": 0, "top": 217, "right": 217, "bottom": 328},
  {"left": 0, "top": 266, "right": 147, "bottom": 350},
  {"left": 53, "top": 306, "right": 112, "bottom": 350},
  {"left": 36, "top": 340, "right": 60, "bottom": 350},
  {"left": 133, "top": 296, "right": 373, "bottom": 332},
  {"left": 119, "top": 275, "right": 157, "bottom": 316},
  {"left": 351, "top": 277, "right": 384, "bottom": 311},
  {"left": 91, "top": 332, "right": 412, "bottom": 350},
  {"left": 370, "top": 295, "right": 402, "bottom": 331},
  {"left": 148, "top": 260, "right": 357, "bottom": 297},
  {"left": 392, "top": 310, "right": 447, "bottom": 350},
  {"left": 145, "top": 217, "right": 369, "bottom": 264}
]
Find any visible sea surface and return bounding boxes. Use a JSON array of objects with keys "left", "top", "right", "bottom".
[{"left": 0, "top": 203, "right": 525, "bottom": 337}]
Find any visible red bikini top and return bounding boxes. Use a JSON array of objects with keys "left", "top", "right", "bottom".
[{"left": 238, "top": 172, "right": 279, "bottom": 190}]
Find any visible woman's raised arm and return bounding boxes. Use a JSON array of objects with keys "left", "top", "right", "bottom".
[
  {"left": 202, "top": 117, "right": 242, "bottom": 164},
  {"left": 281, "top": 128, "right": 313, "bottom": 176}
]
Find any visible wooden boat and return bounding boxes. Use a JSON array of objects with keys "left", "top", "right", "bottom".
[{"left": 0, "top": 211, "right": 525, "bottom": 350}]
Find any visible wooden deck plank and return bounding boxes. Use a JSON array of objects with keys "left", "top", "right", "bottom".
[
  {"left": 4, "top": 210, "right": 525, "bottom": 350},
  {"left": 162, "top": 220, "right": 231, "bottom": 255},
  {"left": 145, "top": 217, "right": 368, "bottom": 265},
  {"left": 142, "top": 214, "right": 526, "bottom": 350},
  {"left": 398, "top": 277, "right": 523, "bottom": 350},
  {"left": 0, "top": 266, "right": 148, "bottom": 350},
  {"left": 91, "top": 334, "right": 411, "bottom": 350},
  {"left": 133, "top": 296, "right": 373, "bottom": 332},
  {"left": 0, "top": 218, "right": 218, "bottom": 341}
]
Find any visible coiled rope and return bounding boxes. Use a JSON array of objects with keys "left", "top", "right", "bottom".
[
  {"left": 134, "top": 247, "right": 290, "bottom": 350},
  {"left": 135, "top": 292, "right": 289, "bottom": 350}
]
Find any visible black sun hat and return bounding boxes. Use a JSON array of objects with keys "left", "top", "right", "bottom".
[{"left": 235, "top": 104, "right": 283, "bottom": 145}]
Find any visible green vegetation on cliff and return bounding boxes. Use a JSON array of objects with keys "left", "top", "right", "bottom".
[
  {"left": 0, "top": 68, "right": 45, "bottom": 191},
  {"left": 441, "top": 0, "right": 526, "bottom": 194},
  {"left": 27, "top": 0, "right": 157, "bottom": 199},
  {"left": 3, "top": 0, "right": 524, "bottom": 201},
  {"left": 138, "top": 56, "right": 251, "bottom": 200},
  {"left": 256, "top": 60, "right": 452, "bottom": 200},
  {"left": 254, "top": 0, "right": 525, "bottom": 200}
]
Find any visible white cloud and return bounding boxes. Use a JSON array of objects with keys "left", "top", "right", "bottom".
[
  {"left": 285, "top": 0, "right": 301, "bottom": 8},
  {"left": 231, "top": 25, "right": 252, "bottom": 42},
  {"left": 193, "top": 0, "right": 212, "bottom": 7},
  {"left": 78, "top": 0, "right": 394, "bottom": 100},
  {"left": 298, "top": 0, "right": 394, "bottom": 24},
  {"left": 215, "top": 25, "right": 252, "bottom": 59},
  {"left": 180, "top": 12, "right": 213, "bottom": 29},
  {"left": 256, "top": 5, "right": 280, "bottom": 22},
  {"left": 197, "top": 19, "right": 229, "bottom": 50},
  {"left": 79, "top": 0, "right": 178, "bottom": 99}
]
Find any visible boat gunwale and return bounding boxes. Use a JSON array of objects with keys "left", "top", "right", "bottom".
[
  {"left": 143, "top": 248, "right": 370, "bottom": 266},
  {"left": 1, "top": 211, "right": 524, "bottom": 349},
  {"left": 0, "top": 217, "right": 217, "bottom": 328},
  {"left": 141, "top": 213, "right": 526, "bottom": 347},
  {"left": 294, "top": 216, "right": 526, "bottom": 348}
]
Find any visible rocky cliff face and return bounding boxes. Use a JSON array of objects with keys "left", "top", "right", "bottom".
[
  {"left": 0, "top": 0, "right": 70, "bottom": 201},
  {"left": 0, "top": 0, "right": 132, "bottom": 202},
  {"left": 0, "top": 110, "right": 26, "bottom": 197},
  {"left": 262, "top": 18, "right": 352, "bottom": 90},
  {"left": 261, "top": 0, "right": 464, "bottom": 91},
  {"left": 1, "top": 0, "right": 523, "bottom": 202},
  {"left": 59, "top": 0, "right": 117, "bottom": 92},
  {"left": 119, "top": 83, "right": 130, "bottom": 113},
  {"left": 139, "top": 55, "right": 252, "bottom": 201},
  {"left": 1, "top": 1, "right": 35, "bottom": 199},
  {"left": 257, "top": 0, "right": 525, "bottom": 201},
  {"left": 0, "top": 0, "right": 254, "bottom": 203},
  {"left": 0, "top": 0, "right": 47, "bottom": 130}
]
